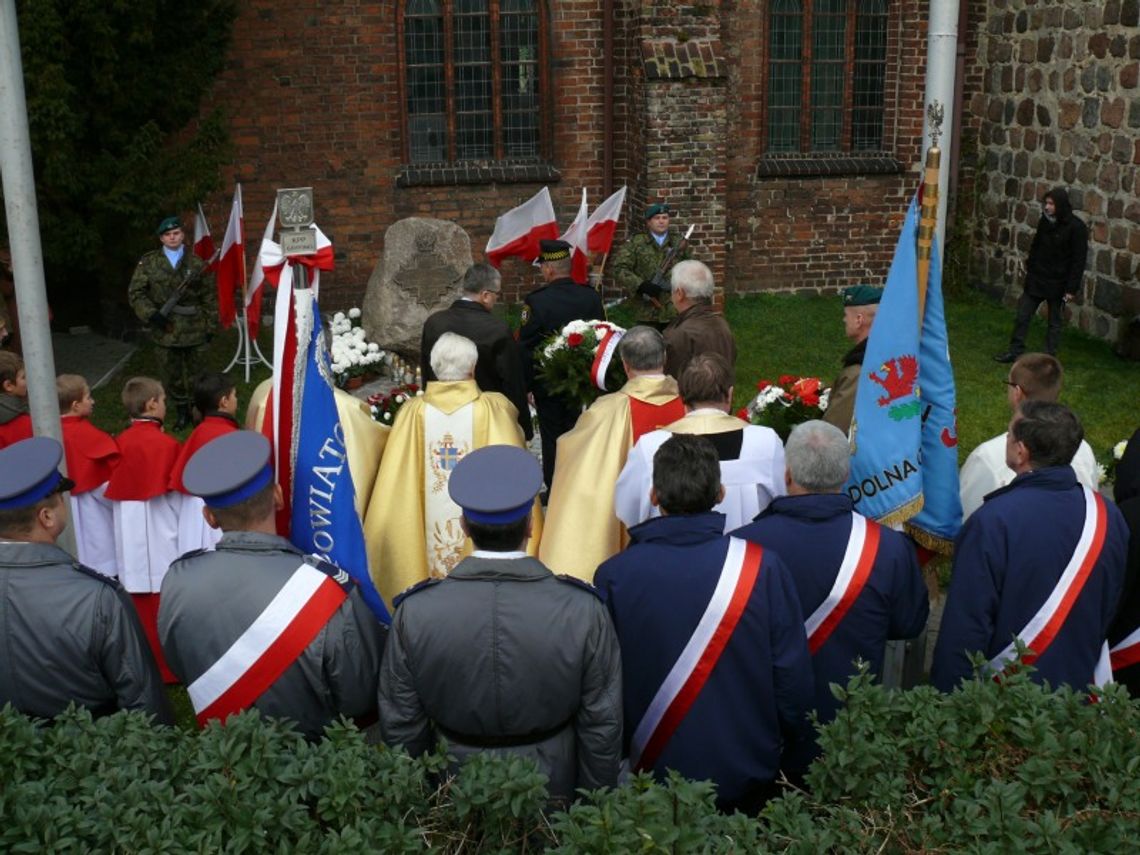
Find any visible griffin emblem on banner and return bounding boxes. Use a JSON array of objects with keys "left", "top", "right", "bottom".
[{"left": 869, "top": 355, "right": 921, "bottom": 422}]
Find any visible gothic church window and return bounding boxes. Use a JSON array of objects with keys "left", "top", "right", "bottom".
[
  {"left": 766, "top": 0, "right": 888, "bottom": 154},
  {"left": 402, "top": 0, "right": 544, "bottom": 164}
]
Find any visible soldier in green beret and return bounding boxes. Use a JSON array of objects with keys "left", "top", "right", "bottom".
[
  {"left": 128, "top": 217, "right": 218, "bottom": 430},
  {"left": 821, "top": 285, "right": 882, "bottom": 436},
  {"left": 611, "top": 202, "right": 691, "bottom": 328}
]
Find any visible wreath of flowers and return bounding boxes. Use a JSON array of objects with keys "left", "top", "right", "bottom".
[
  {"left": 367, "top": 382, "right": 423, "bottom": 426},
  {"left": 328, "top": 308, "right": 385, "bottom": 386},
  {"left": 535, "top": 319, "right": 627, "bottom": 410},
  {"left": 739, "top": 374, "right": 830, "bottom": 441}
]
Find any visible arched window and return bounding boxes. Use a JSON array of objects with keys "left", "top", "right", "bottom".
[
  {"left": 402, "top": 0, "right": 545, "bottom": 165},
  {"left": 766, "top": 0, "right": 888, "bottom": 154}
]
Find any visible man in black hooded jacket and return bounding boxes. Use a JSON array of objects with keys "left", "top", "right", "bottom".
[{"left": 995, "top": 188, "right": 1088, "bottom": 362}]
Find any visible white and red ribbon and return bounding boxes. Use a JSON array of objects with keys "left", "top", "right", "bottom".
[
  {"left": 630, "top": 537, "right": 764, "bottom": 772},
  {"left": 804, "top": 513, "right": 881, "bottom": 655},
  {"left": 187, "top": 561, "right": 348, "bottom": 727},
  {"left": 988, "top": 487, "right": 1108, "bottom": 675},
  {"left": 1110, "top": 627, "right": 1140, "bottom": 672},
  {"left": 258, "top": 224, "right": 335, "bottom": 296},
  {"left": 590, "top": 327, "right": 624, "bottom": 391}
]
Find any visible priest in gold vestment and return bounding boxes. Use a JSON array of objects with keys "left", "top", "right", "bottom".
[
  {"left": 364, "top": 333, "right": 542, "bottom": 607},
  {"left": 540, "top": 326, "right": 684, "bottom": 580}
]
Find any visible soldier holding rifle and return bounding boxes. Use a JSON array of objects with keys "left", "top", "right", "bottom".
[
  {"left": 612, "top": 202, "right": 692, "bottom": 328},
  {"left": 128, "top": 216, "right": 218, "bottom": 430}
]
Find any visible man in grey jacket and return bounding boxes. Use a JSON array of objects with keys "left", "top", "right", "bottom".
[
  {"left": 0, "top": 437, "right": 172, "bottom": 723},
  {"left": 379, "top": 445, "right": 622, "bottom": 802}
]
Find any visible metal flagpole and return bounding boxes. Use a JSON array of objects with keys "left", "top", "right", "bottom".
[
  {"left": 224, "top": 305, "right": 273, "bottom": 382},
  {"left": 0, "top": 0, "right": 76, "bottom": 554},
  {"left": 922, "top": 0, "right": 960, "bottom": 255}
]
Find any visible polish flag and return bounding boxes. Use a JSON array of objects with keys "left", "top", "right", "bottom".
[
  {"left": 485, "top": 187, "right": 559, "bottom": 268},
  {"left": 587, "top": 185, "right": 627, "bottom": 254},
  {"left": 559, "top": 189, "right": 590, "bottom": 284},
  {"left": 192, "top": 203, "right": 217, "bottom": 269},
  {"left": 244, "top": 199, "right": 279, "bottom": 340},
  {"left": 215, "top": 184, "right": 246, "bottom": 329}
]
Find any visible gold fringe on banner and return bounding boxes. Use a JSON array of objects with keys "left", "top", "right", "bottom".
[
  {"left": 904, "top": 521, "right": 955, "bottom": 556},
  {"left": 876, "top": 494, "right": 925, "bottom": 530}
]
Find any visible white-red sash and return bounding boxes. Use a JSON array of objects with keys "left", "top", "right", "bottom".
[
  {"left": 590, "top": 328, "right": 623, "bottom": 391},
  {"left": 630, "top": 537, "right": 764, "bottom": 772},
  {"left": 988, "top": 487, "right": 1108, "bottom": 675},
  {"left": 1110, "top": 627, "right": 1140, "bottom": 672},
  {"left": 187, "top": 561, "right": 349, "bottom": 727},
  {"left": 804, "top": 513, "right": 881, "bottom": 655}
]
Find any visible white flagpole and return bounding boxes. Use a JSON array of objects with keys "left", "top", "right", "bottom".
[{"left": 922, "top": 0, "right": 960, "bottom": 255}]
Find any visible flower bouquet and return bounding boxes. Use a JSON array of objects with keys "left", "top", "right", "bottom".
[
  {"left": 536, "top": 320, "right": 627, "bottom": 410},
  {"left": 1099, "top": 437, "right": 1130, "bottom": 485},
  {"left": 367, "top": 383, "right": 423, "bottom": 427},
  {"left": 328, "top": 308, "right": 385, "bottom": 388},
  {"left": 740, "top": 374, "right": 830, "bottom": 441}
]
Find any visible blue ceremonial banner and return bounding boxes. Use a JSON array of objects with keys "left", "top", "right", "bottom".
[
  {"left": 291, "top": 293, "right": 391, "bottom": 624},
  {"left": 906, "top": 237, "right": 963, "bottom": 550},
  {"left": 846, "top": 198, "right": 924, "bottom": 525}
]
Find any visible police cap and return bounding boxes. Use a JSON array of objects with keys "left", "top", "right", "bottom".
[
  {"left": 183, "top": 430, "right": 274, "bottom": 508},
  {"left": 842, "top": 285, "right": 884, "bottom": 307},
  {"left": 538, "top": 239, "right": 572, "bottom": 263},
  {"left": 0, "top": 437, "right": 74, "bottom": 510},
  {"left": 448, "top": 445, "right": 542, "bottom": 524}
]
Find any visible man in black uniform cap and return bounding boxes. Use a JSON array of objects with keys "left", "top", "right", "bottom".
[
  {"left": 378, "top": 444, "right": 622, "bottom": 803},
  {"left": 159, "top": 430, "right": 385, "bottom": 737},
  {"left": 0, "top": 437, "right": 172, "bottom": 723},
  {"left": 519, "top": 239, "right": 606, "bottom": 491}
]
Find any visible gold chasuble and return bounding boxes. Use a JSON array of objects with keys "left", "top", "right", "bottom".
[
  {"left": 363, "top": 379, "right": 542, "bottom": 607},
  {"left": 245, "top": 378, "right": 389, "bottom": 519},
  {"left": 540, "top": 374, "right": 682, "bottom": 580}
]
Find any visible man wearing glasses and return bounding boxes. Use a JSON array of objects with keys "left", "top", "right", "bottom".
[{"left": 421, "top": 262, "right": 531, "bottom": 440}]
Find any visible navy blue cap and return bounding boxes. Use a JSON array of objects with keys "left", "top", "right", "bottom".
[
  {"left": 183, "top": 431, "right": 274, "bottom": 508},
  {"left": 538, "top": 239, "right": 572, "bottom": 262},
  {"left": 0, "top": 437, "right": 74, "bottom": 510},
  {"left": 448, "top": 445, "right": 542, "bottom": 524}
]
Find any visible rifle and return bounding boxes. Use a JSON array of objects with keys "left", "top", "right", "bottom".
[
  {"left": 149, "top": 250, "right": 220, "bottom": 330},
  {"left": 641, "top": 224, "right": 696, "bottom": 308}
]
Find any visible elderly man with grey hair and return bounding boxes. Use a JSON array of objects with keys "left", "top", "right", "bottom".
[
  {"left": 731, "top": 419, "right": 928, "bottom": 771},
  {"left": 540, "top": 326, "right": 685, "bottom": 579},
  {"left": 662, "top": 259, "right": 736, "bottom": 380},
  {"left": 364, "top": 332, "right": 542, "bottom": 607},
  {"left": 420, "top": 262, "right": 531, "bottom": 440}
]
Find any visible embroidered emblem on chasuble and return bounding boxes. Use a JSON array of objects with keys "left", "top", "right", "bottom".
[{"left": 424, "top": 402, "right": 474, "bottom": 578}]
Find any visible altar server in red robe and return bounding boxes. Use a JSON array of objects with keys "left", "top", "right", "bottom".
[{"left": 58, "top": 374, "right": 120, "bottom": 577}]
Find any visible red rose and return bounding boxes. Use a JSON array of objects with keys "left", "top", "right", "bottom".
[
  {"left": 736, "top": 407, "right": 750, "bottom": 421},
  {"left": 757, "top": 379, "right": 772, "bottom": 391},
  {"left": 567, "top": 332, "right": 584, "bottom": 347},
  {"left": 778, "top": 374, "right": 796, "bottom": 387},
  {"left": 801, "top": 393, "right": 821, "bottom": 408},
  {"left": 794, "top": 377, "right": 820, "bottom": 397}
]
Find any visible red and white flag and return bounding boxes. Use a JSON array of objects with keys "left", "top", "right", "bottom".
[
  {"left": 587, "top": 185, "right": 627, "bottom": 254},
  {"left": 244, "top": 199, "right": 279, "bottom": 340},
  {"left": 215, "top": 184, "right": 246, "bottom": 329},
  {"left": 559, "top": 188, "right": 590, "bottom": 284},
  {"left": 192, "top": 203, "right": 217, "bottom": 269},
  {"left": 485, "top": 187, "right": 558, "bottom": 268}
]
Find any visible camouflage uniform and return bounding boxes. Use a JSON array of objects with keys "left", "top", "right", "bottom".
[
  {"left": 611, "top": 231, "right": 691, "bottom": 325},
  {"left": 128, "top": 249, "right": 216, "bottom": 409}
]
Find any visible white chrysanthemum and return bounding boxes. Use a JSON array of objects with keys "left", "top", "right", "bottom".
[
  {"left": 415, "top": 390, "right": 424, "bottom": 396},
  {"left": 368, "top": 342, "right": 380, "bottom": 353},
  {"left": 382, "top": 411, "right": 392, "bottom": 422},
  {"left": 1114, "top": 440, "right": 1128, "bottom": 460},
  {"left": 333, "top": 311, "right": 346, "bottom": 322},
  {"left": 819, "top": 389, "right": 831, "bottom": 412},
  {"left": 348, "top": 307, "right": 362, "bottom": 319},
  {"left": 395, "top": 394, "right": 406, "bottom": 403},
  {"left": 1097, "top": 463, "right": 1108, "bottom": 485},
  {"left": 563, "top": 319, "right": 590, "bottom": 334}
]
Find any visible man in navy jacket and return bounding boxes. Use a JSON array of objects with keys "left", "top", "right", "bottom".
[
  {"left": 732, "top": 420, "right": 928, "bottom": 765},
  {"left": 594, "top": 434, "right": 813, "bottom": 813},
  {"left": 931, "top": 401, "right": 1127, "bottom": 691}
]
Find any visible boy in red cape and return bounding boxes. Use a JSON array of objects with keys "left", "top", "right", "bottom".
[
  {"left": 104, "top": 376, "right": 183, "bottom": 682},
  {"left": 58, "top": 374, "right": 120, "bottom": 577},
  {"left": 0, "top": 351, "right": 32, "bottom": 449},
  {"left": 168, "top": 373, "right": 239, "bottom": 555}
]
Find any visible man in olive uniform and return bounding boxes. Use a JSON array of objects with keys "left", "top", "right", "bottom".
[
  {"left": 519, "top": 239, "right": 606, "bottom": 491},
  {"left": 611, "top": 202, "right": 691, "bottom": 328},
  {"left": 128, "top": 216, "right": 217, "bottom": 430},
  {"left": 822, "top": 285, "right": 882, "bottom": 436},
  {"left": 0, "top": 437, "right": 172, "bottom": 723}
]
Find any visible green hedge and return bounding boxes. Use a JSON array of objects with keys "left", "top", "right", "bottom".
[{"left": 2, "top": 663, "right": 1138, "bottom": 853}]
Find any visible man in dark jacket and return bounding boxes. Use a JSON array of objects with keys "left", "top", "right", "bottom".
[
  {"left": 379, "top": 445, "right": 622, "bottom": 803},
  {"left": 821, "top": 285, "right": 881, "bottom": 436},
  {"left": 420, "top": 263, "right": 531, "bottom": 440},
  {"left": 995, "top": 187, "right": 1089, "bottom": 362},
  {"left": 662, "top": 260, "right": 736, "bottom": 380},
  {"left": 596, "top": 434, "right": 813, "bottom": 813},
  {"left": 519, "top": 240, "right": 606, "bottom": 490}
]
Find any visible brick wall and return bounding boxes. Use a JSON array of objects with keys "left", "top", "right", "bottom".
[{"left": 963, "top": 0, "right": 1140, "bottom": 342}]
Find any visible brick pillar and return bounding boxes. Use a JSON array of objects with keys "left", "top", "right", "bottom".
[{"left": 633, "top": 2, "right": 728, "bottom": 290}]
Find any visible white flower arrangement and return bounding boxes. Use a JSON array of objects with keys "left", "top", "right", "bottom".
[
  {"left": 327, "top": 307, "right": 385, "bottom": 383},
  {"left": 1114, "top": 440, "right": 1128, "bottom": 461}
]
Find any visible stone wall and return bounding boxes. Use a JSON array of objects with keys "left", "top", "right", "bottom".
[{"left": 962, "top": 0, "right": 1140, "bottom": 342}]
